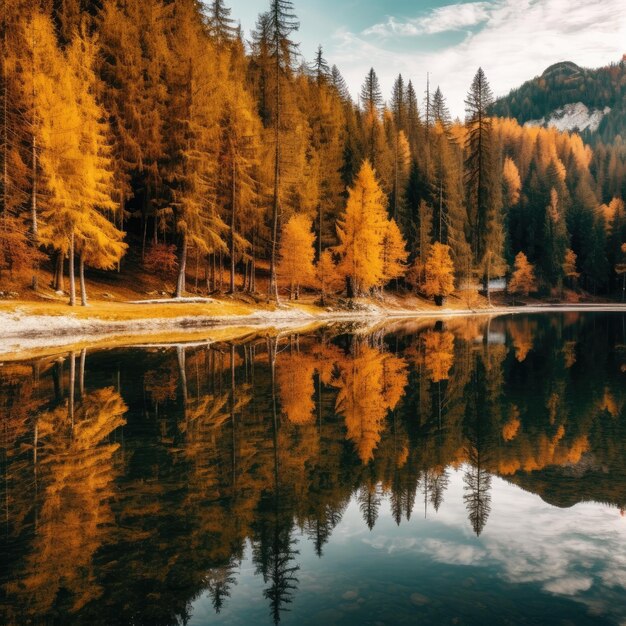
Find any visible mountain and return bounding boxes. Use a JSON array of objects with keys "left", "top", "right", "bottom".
[{"left": 490, "top": 58, "right": 626, "bottom": 144}]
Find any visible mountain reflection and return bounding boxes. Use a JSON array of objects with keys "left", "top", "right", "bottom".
[{"left": 1, "top": 313, "right": 625, "bottom": 625}]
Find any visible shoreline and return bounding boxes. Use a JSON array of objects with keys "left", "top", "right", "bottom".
[{"left": 1, "top": 299, "right": 625, "bottom": 359}]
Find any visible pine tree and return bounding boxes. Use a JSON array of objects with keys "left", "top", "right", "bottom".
[
  {"left": 207, "top": 0, "right": 236, "bottom": 45},
  {"left": 312, "top": 45, "right": 330, "bottom": 85},
  {"left": 390, "top": 74, "right": 406, "bottom": 132},
  {"left": 266, "top": 0, "right": 300, "bottom": 302},
  {"left": 360, "top": 68, "right": 383, "bottom": 115},
  {"left": 465, "top": 68, "right": 504, "bottom": 294}
]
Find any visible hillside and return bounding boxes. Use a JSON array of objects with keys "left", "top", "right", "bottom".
[{"left": 491, "top": 58, "right": 626, "bottom": 144}]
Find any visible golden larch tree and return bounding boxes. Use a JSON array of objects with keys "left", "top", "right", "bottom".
[
  {"left": 508, "top": 252, "right": 537, "bottom": 297},
  {"left": 423, "top": 242, "right": 456, "bottom": 305},
  {"left": 335, "top": 160, "right": 388, "bottom": 296},
  {"left": 278, "top": 213, "right": 316, "bottom": 299}
]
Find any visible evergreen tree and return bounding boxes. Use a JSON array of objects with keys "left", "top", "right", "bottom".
[{"left": 464, "top": 68, "right": 504, "bottom": 294}]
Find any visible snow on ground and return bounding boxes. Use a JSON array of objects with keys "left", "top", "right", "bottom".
[
  {"left": 525, "top": 102, "right": 610, "bottom": 133},
  {"left": 126, "top": 297, "right": 217, "bottom": 304}
]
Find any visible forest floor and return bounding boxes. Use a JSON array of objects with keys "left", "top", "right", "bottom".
[{"left": 1, "top": 261, "right": 624, "bottom": 359}]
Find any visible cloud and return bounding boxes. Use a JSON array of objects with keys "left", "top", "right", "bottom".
[
  {"left": 330, "top": 0, "right": 626, "bottom": 117},
  {"left": 363, "top": 2, "right": 494, "bottom": 37}
]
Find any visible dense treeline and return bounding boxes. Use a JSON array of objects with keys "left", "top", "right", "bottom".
[
  {"left": 2, "top": 0, "right": 626, "bottom": 304},
  {"left": 490, "top": 59, "right": 626, "bottom": 146},
  {"left": 1, "top": 315, "right": 625, "bottom": 623}
]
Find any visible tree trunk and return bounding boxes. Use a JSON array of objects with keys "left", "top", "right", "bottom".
[
  {"left": 269, "top": 51, "right": 281, "bottom": 304},
  {"left": 346, "top": 276, "right": 354, "bottom": 299},
  {"left": 69, "top": 232, "right": 76, "bottom": 306},
  {"left": 79, "top": 348, "right": 86, "bottom": 397},
  {"left": 31, "top": 133, "right": 38, "bottom": 291},
  {"left": 229, "top": 158, "right": 236, "bottom": 293},
  {"left": 69, "top": 351, "right": 75, "bottom": 430},
  {"left": 176, "top": 233, "right": 187, "bottom": 298},
  {"left": 79, "top": 251, "right": 87, "bottom": 306}
]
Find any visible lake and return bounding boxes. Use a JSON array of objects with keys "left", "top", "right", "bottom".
[{"left": 1, "top": 312, "right": 625, "bottom": 625}]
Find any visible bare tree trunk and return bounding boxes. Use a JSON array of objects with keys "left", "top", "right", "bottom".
[
  {"left": 69, "top": 351, "right": 75, "bottom": 430},
  {"left": 219, "top": 249, "right": 223, "bottom": 292},
  {"left": 229, "top": 159, "right": 237, "bottom": 293},
  {"left": 176, "top": 233, "right": 187, "bottom": 298},
  {"left": 69, "top": 231, "right": 76, "bottom": 306},
  {"left": 79, "top": 251, "right": 87, "bottom": 306},
  {"left": 79, "top": 348, "right": 86, "bottom": 397},
  {"left": 31, "top": 133, "right": 38, "bottom": 290}
]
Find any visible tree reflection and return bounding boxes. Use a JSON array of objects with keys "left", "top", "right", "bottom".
[{"left": 1, "top": 313, "right": 625, "bottom": 624}]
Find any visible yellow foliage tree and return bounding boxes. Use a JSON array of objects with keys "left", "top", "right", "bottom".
[
  {"left": 423, "top": 242, "right": 455, "bottom": 305},
  {"left": 502, "top": 157, "right": 521, "bottom": 206},
  {"left": 508, "top": 252, "right": 537, "bottom": 297},
  {"left": 315, "top": 249, "right": 342, "bottom": 304},
  {"left": 278, "top": 214, "right": 316, "bottom": 299},
  {"left": 381, "top": 218, "right": 409, "bottom": 284},
  {"left": 335, "top": 160, "right": 388, "bottom": 296},
  {"left": 422, "top": 330, "right": 455, "bottom": 382}
]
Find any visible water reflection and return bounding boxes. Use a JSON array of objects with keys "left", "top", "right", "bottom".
[{"left": 1, "top": 313, "right": 625, "bottom": 625}]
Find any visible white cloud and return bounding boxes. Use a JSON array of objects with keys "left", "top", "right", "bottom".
[
  {"left": 330, "top": 0, "right": 626, "bottom": 117},
  {"left": 363, "top": 2, "right": 494, "bottom": 37}
]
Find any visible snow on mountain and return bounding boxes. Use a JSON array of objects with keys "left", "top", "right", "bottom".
[{"left": 525, "top": 102, "right": 611, "bottom": 134}]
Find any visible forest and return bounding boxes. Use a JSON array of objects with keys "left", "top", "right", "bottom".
[
  {"left": 2, "top": 0, "right": 626, "bottom": 307},
  {"left": 1, "top": 314, "right": 625, "bottom": 623}
]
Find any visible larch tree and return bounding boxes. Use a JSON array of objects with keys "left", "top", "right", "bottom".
[
  {"left": 335, "top": 160, "right": 388, "bottom": 296},
  {"left": 39, "top": 24, "right": 126, "bottom": 307},
  {"left": 315, "top": 249, "right": 341, "bottom": 305},
  {"left": 98, "top": 0, "right": 170, "bottom": 258},
  {"left": 381, "top": 219, "right": 409, "bottom": 285},
  {"left": 217, "top": 74, "right": 261, "bottom": 293},
  {"left": 277, "top": 213, "right": 315, "bottom": 299},
  {"left": 423, "top": 242, "right": 455, "bottom": 305},
  {"left": 465, "top": 68, "right": 504, "bottom": 296},
  {"left": 165, "top": 0, "right": 227, "bottom": 297},
  {"left": 563, "top": 248, "right": 580, "bottom": 290},
  {"left": 508, "top": 252, "right": 537, "bottom": 297}
]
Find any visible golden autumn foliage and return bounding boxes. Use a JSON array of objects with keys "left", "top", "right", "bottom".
[
  {"left": 276, "top": 351, "right": 317, "bottom": 425},
  {"left": 381, "top": 219, "right": 409, "bottom": 282},
  {"left": 422, "top": 242, "right": 455, "bottom": 300},
  {"left": 508, "top": 252, "right": 537, "bottom": 296},
  {"left": 422, "top": 330, "right": 455, "bottom": 382},
  {"left": 502, "top": 156, "right": 521, "bottom": 206},
  {"left": 278, "top": 214, "right": 316, "bottom": 299},
  {"left": 332, "top": 344, "right": 407, "bottom": 463},
  {"left": 335, "top": 160, "right": 389, "bottom": 294},
  {"left": 562, "top": 248, "right": 580, "bottom": 282}
]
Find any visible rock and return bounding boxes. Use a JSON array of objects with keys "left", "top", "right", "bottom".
[
  {"left": 410, "top": 592, "right": 429, "bottom": 606},
  {"left": 341, "top": 590, "right": 358, "bottom": 600}
]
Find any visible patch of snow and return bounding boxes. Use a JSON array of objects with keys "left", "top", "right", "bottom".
[
  {"left": 126, "top": 297, "right": 216, "bottom": 304},
  {"left": 525, "top": 102, "right": 610, "bottom": 133}
]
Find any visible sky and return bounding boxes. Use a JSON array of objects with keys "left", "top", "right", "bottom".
[{"left": 233, "top": 0, "right": 626, "bottom": 118}]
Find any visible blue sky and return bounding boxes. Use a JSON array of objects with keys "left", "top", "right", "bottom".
[{"left": 234, "top": 0, "right": 626, "bottom": 117}]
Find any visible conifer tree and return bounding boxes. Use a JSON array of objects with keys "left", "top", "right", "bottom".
[
  {"left": 266, "top": 0, "right": 300, "bottom": 302},
  {"left": 278, "top": 213, "right": 315, "bottom": 299},
  {"left": 508, "top": 252, "right": 537, "bottom": 297},
  {"left": 423, "top": 242, "right": 455, "bottom": 305},
  {"left": 207, "top": 0, "right": 236, "bottom": 45},
  {"left": 465, "top": 68, "right": 504, "bottom": 294},
  {"left": 335, "top": 160, "right": 388, "bottom": 296}
]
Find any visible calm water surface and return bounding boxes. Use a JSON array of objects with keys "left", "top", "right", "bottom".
[{"left": 1, "top": 313, "right": 626, "bottom": 625}]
